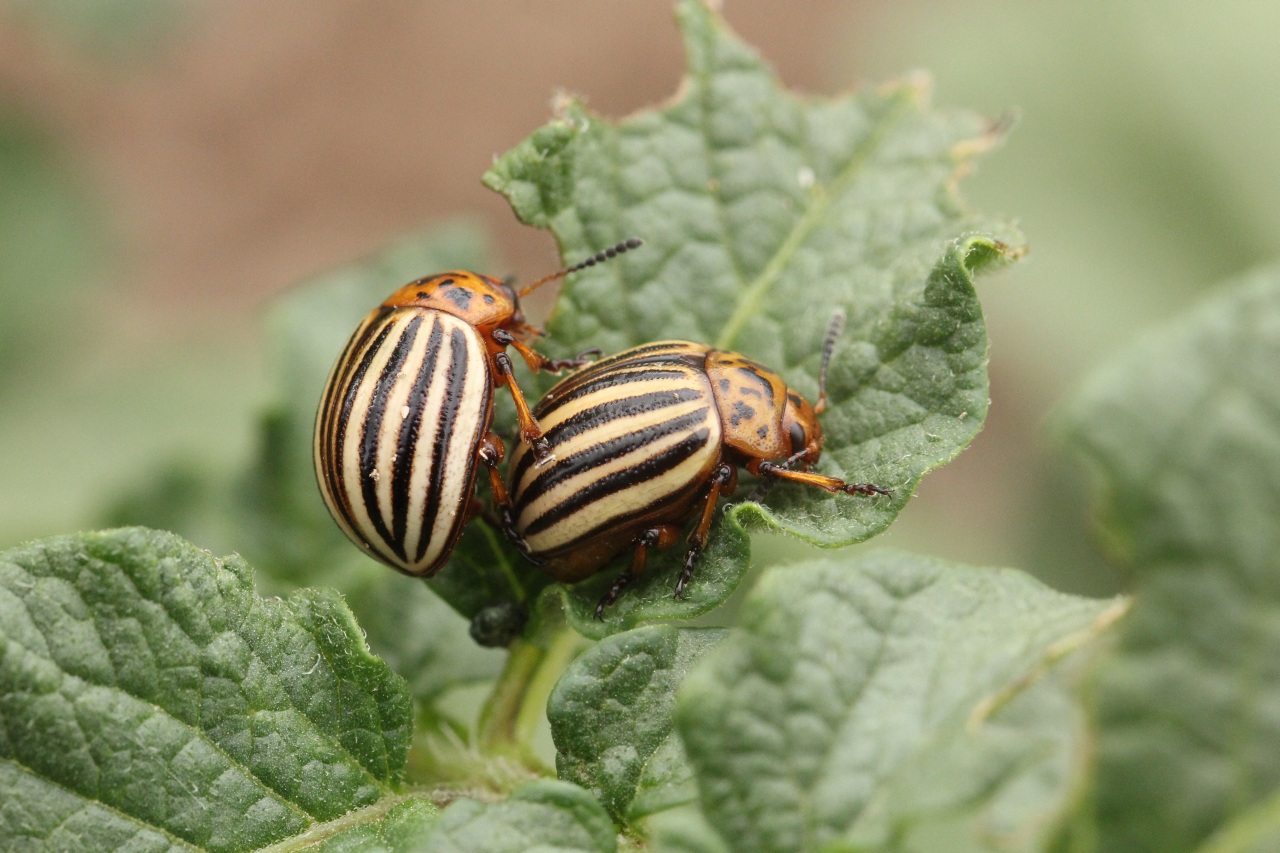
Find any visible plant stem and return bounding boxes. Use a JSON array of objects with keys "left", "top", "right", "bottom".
[
  {"left": 515, "top": 626, "right": 584, "bottom": 747},
  {"left": 477, "top": 624, "right": 583, "bottom": 769},
  {"left": 477, "top": 637, "right": 543, "bottom": 755}
]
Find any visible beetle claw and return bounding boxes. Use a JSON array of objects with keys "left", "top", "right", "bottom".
[
  {"left": 530, "top": 436, "right": 556, "bottom": 467},
  {"left": 674, "top": 547, "right": 700, "bottom": 599},
  {"left": 843, "top": 483, "right": 892, "bottom": 497},
  {"left": 543, "top": 348, "right": 601, "bottom": 373},
  {"left": 595, "top": 571, "right": 632, "bottom": 619}
]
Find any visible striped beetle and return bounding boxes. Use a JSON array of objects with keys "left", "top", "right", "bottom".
[
  {"left": 313, "top": 238, "right": 641, "bottom": 577},
  {"left": 505, "top": 313, "right": 890, "bottom": 616}
]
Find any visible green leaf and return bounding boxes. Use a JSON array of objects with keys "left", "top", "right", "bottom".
[
  {"left": 1058, "top": 267, "right": 1280, "bottom": 853},
  {"left": 549, "top": 625, "right": 727, "bottom": 823},
  {"left": 675, "top": 551, "right": 1119, "bottom": 853},
  {"left": 423, "top": 779, "right": 616, "bottom": 853},
  {"left": 0, "top": 528, "right": 429, "bottom": 852},
  {"left": 485, "top": 0, "right": 1020, "bottom": 628}
]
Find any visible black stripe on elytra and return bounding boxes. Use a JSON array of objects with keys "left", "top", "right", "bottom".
[
  {"left": 331, "top": 308, "right": 392, "bottom": 403},
  {"left": 537, "top": 477, "right": 706, "bottom": 558},
  {"left": 330, "top": 318, "right": 396, "bottom": 521},
  {"left": 538, "top": 364, "right": 700, "bottom": 416},
  {"left": 541, "top": 350, "right": 706, "bottom": 406},
  {"left": 512, "top": 389, "right": 707, "bottom": 488},
  {"left": 359, "top": 314, "right": 423, "bottom": 561},
  {"left": 390, "top": 316, "right": 444, "bottom": 555},
  {"left": 548, "top": 386, "right": 707, "bottom": 445},
  {"left": 417, "top": 325, "right": 472, "bottom": 564},
  {"left": 586, "top": 348, "right": 705, "bottom": 377},
  {"left": 521, "top": 406, "right": 712, "bottom": 502},
  {"left": 512, "top": 384, "right": 706, "bottom": 484},
  {"left": 524, "top": 427, "right": 711, "bottom": 537},
  {"left": 580, "top": 342, "right": 697, "bottom": 373}
]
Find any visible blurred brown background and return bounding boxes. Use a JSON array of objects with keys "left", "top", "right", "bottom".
[
  {"left": 3, "top": 0, "right": 1278, "bottom": 595},
  {"left": 0, "top": 2, "right": 849, "bottom": 311}
]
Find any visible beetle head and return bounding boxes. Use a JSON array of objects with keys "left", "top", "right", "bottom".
[{"left": 781, "top": 390, "right": 824, "bottom": 466}]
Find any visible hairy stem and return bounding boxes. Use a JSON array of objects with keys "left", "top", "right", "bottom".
[{"left": 477, "top": 622, "right": 583, "bottom": 769}]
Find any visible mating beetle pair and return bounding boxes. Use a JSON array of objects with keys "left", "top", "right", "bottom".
[{"left": 313, "top": 241, "right": 889, "bottom": 615}]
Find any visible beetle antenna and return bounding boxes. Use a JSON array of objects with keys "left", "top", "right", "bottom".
[
  {"left": 814, "top": 310, "right": 845, "bottom": 415},
  {"left": 518, "top": 237, "right": 643, "bottom": 297}
]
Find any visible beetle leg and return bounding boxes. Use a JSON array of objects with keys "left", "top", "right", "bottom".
[
  {"left": 493, "top": 350, "right": 553, "bottom": 464},
  {"left": 752, "top": 460, "right": 892, "bottom": 497},
  {"left": 540, "top": 348, "right": 602, "bottom": 372},
  {"left": 478, "top": 432, "right": 532, "bottom": 556},
  {"left": 496, "top": 326, "right": 598, "bottom": 373},
  {"left": 513, "top": 337, "right": 601, "bottom": 373},
  {"left": 741, "top": 448, "right": 809, "bottom": 503},
  {"left": 674, "top": 463, "right": 737, "bottom": 599},
  {"left": 595, "top": 525, "right": 681, "bottom": 619}
]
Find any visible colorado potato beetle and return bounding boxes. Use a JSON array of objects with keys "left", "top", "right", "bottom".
[
  {"left": 505, "top": 312, "right": 890, "bottom": 615},
  {"left": 314, "top": 238, "right": 642, "bottom": 577}
]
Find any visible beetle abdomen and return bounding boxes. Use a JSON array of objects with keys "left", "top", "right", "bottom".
[
  {"left": 509, "top": 343, "right": 722, "bottom": 578},
  {"left": 314, "top": 309, "right": 493, "bottom": 576}
]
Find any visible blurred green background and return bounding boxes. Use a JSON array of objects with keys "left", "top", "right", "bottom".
[{"left": 2, "top": 0, "right": 1276, "bottom": 598}]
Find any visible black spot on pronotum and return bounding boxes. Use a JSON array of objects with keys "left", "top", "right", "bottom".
[
  {"left": 735, "top": 365, "right": 774, "bottom": 400},
  {"left": 443, "top": 288, "right": 474, "bottom": 309},
  {"left": 483, "top": 293, "right": 496, "bottom": 304},
  {"left": 416, "top": 292, "right": 429, "bottom": 300},
  {"left": 757, "top": 425, "right": 769, "bottom": 439},
  {"left": 729, "top": 400, "right": 756, "bottom": 427}
]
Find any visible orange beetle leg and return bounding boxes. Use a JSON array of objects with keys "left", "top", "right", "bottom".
[
  {"left": 508, "top": 335, "right": 600, "bottom": 373},
  {"left": 492, "top": 350, "right": 552, "bottom": 463},
  {"left": 674, "top": 463, "right": 737, "bottom": 598},
  {"left": 595, "top": 524, "right": 682, "bottom": 619},
  {"left": 752, "top": 459, "right": 891, "bottom": 497},
  {"left": 477, "top": 431, "right": 525, "bottom": 546}
]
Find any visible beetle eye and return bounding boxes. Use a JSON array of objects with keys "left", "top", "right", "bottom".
[{"left": 789, "top": 422, "right": 806, "bottom": 453}]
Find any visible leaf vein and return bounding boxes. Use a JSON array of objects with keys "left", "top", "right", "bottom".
[
  {"left": 0, "top": 754, "right": 204, "bottom": 852},
  {"left": 715, "top": 87, "right": 919, "bottom": 351}
]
